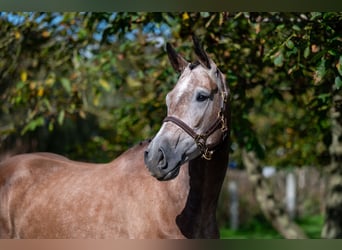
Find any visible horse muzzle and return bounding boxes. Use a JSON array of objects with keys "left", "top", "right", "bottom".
[{"left": 144, "top": 145, "right": 184, "bottom": 181}]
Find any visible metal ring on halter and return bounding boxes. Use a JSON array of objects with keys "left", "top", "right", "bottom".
[{"left": 202, "top": 148, "right": 213, "bottom": 160}]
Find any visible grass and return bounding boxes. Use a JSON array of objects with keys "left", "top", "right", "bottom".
[
  {"left": 296, "top": 214, "right": 324, "bottom": 239},
  {"left": 220, "top": 214, "right": 324, "bottom": 239}
]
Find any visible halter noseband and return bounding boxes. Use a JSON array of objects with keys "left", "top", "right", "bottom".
[{"left": 163, "top": 70, "right": 229, "bottom": 160}]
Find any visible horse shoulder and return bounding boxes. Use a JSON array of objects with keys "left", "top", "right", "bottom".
[
  {"left": 0, "top": 153, "right": 105, "bottom": 238},
  {"left": 0, "top": 154, "right": 44, "bottom": 238}
]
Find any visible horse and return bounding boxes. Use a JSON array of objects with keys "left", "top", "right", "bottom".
[{"left": 0, "top": 36, "right": 230, "bottom": 239}]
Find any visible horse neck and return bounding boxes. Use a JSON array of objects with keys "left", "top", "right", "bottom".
[{"left": 176, "top": 136, "right": 229, "bottom": 238}]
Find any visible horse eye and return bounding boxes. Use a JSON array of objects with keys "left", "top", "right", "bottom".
[{"left": 196, "top": 93, "right": 209, "bottom": 102}]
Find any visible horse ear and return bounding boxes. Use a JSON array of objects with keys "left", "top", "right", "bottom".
[
  {"left": 192, "top": 35, "right": 211, "bottom": 69},
  {"left": 166, "top": 42, "right": 188, "bottom": 73}
]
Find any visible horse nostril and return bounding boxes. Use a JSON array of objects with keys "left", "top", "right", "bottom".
[
  {"left": 158, "top": 149, "right": 164, "bottom": 162},
  {"left": 181, "top": 153, "right": 186, "bottom": 162},
  {"left": 158, "top": 148, "right": 168, "bottom": 169},
  {"left": 144, "top": 150, "right": 149, "bottom": 158}
]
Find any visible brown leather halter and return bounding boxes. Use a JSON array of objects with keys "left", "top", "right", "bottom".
[{"left": 163, "top": 68, "right": 229, "bottom": 160}]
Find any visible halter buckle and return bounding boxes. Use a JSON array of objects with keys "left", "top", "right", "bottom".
[{"left": 194, "top": 134, "right": 206, "bottom": 150}]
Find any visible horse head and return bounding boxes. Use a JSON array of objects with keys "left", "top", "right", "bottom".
[{"left": 144, "top": 36, "right": 229, "bottom": 181}]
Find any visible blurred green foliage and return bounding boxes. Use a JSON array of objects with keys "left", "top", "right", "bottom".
[
  {"left": 220, "top": 214, "right": 323, "bottom": 239},
  {"left": 0, "top": 12, "right": 341, "bottom": 166}
]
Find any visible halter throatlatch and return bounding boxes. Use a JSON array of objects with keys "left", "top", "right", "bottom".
[{"left": 163, "top": 88, "right": 229, "bottom": 160}]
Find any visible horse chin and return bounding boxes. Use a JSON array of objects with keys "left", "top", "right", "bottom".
[
  {"left": 155, "top": 150, "right": 200, "bottom": 181},
  {"left": 156, "top": 163, "right": 181, "bottom": 181}
]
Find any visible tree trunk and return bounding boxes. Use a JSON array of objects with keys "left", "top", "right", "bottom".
[
  {"left": 321, "top": 93, "right": 342, "bottom": 238},
  {"left": 242, "top": 149, "right": 307, "bottom": 239}
]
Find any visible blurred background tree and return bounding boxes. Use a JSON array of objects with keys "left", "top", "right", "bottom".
[{"left": 0, "top": 12, "right": 341, "bottom": 238}]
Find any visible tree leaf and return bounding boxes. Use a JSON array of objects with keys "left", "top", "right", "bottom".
[
  {"left": 48, "top": 121, "right": 54, "bottom": 131},
  {"left": 335, "top": 76, "right": 342, "bottom": 90},
  {"left": 58, "top": 110, "right": 65, "bottom": 125},
  {"left": 273, "top": 52, "right": 284, "bottom": 67},
  {"left": 42, "top": 98, "right": 52, "bottom": 111},
  {"left": 99, "top": 78, "right": 111, "bottom": 92},
  {"left": 21, "top": 117, "right": 45, "bottom": 135},
  {"left": 303, "top": 46, "right": 310, "bottom": 59},
  {"left": 318, "top": 93, "right": 330, "bottom": 102},
  {"left": 337, "top": 56, "right": 342, "bottom": 76},
  {"left": 37, "top": 87, "right": 44, "bottom": 97},
  {"left": 314, "top": 57, "right": 326, "bottom": 83},
  {"left": 20, "top": 71, "right": 27, "bottom": 82},
  {"left": 61, "top": 78, "right": 71, "bottom": 93},
  {"left": 127, "top": 76, "right": 142, "bottom": 88},
  {"left": 292, "top": 25, "right": 301, "bottom": 31},
  {"left": 182, "top": 12, "right": 190, "bottom": 21},
  {"left": 285, "top": 40, "right": 294, "bottom": 49}
]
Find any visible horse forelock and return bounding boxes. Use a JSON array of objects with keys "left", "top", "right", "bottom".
[
  {"left": 189, "top": 61, "right": 200, "bottom": 70},
  {"left": 172, "top": 63, "right": 219, "bottom": 100}
]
